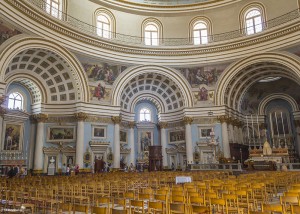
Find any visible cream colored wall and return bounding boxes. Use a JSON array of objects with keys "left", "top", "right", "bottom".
[{"left": 66, "top": 0, "right": 298, "bottom": 37}]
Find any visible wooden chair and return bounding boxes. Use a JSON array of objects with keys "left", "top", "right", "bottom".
[
  {"left": 262, "top": 204, "right": 284, "bottom": 213},
  {"left": 112, "top": 198, "right": 126, "bottom": 210},
  {"left": 190, "top": 205, "right": 210, "bottom": 214},
  {"left": 59, "top": 203, "right": 72, "bottom": 214},
  {"left": 189, "top": 196, "right": 206, "bottom": 206},
  {"left": 209, "top": 198, "right": 226, "bottom": 214},
  {"left": 129, "top": 199, "right": 145, "bottom": 214},
  {"left": 96, "top": 196, "right": 111, "bottom": 208},
  {"left": 169, "top": 202, "right": 186, "bottom": 214},
  {"left": 291, "top": 205, "right": 300, "bottom": 214},
  {"left": 111, "top": 208, "right": 128, "bottom": 214},
  {"left": 92, "top": 206, "right": 107, "bottom": 214},
  {"left": 280, "top": 195, "right": 299, "bottom": 213},
  {"left": 148, "top": 201, "right": 164, "bottom": 214},
  {"left": 73, "top": 204, "right": 89, "bottom": 214}
]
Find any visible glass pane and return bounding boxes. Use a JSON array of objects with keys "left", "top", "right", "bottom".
[
  {"left": 246, "top": 9, "right": 260, "bottom": 18},
  {"left": 145, "top": 24, "right": 157, "bottom": 31},
  {"left": 202, "top": 36, "right": 208, "bottom": 44},
  {"left": 193, "top": 31, "right": 200, "bottom": 38},
  {"left": 97, "top": 15, "right": 109, "bottom": 24},
  {"left": 8, "top": 98, "right": 14, "bottom": 109},
  {"left": 145, "top": 114, "right": 151, "bottom": 121},
  {"left": 194, "top": 23, "right": 206, "bottom": 30},
  {"left": 14, "top": 100, "right": 22, "bottom": 110},
  {"left": 201, "top": 30, "right": 207, "bottom": 36},
  {"left": 145, "top": 38, "right": 151, "bottom": 45}
]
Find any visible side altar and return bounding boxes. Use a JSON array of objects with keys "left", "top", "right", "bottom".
[{"left": 245, "top": 141, "right": 289, "bottom": 170}]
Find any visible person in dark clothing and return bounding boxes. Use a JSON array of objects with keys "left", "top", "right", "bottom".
[{"left": 7, "top": 167, "right": 14, "bottom": 178}]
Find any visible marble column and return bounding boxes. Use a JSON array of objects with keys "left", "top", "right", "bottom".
[
  {"left": 74, "top": 112, "right": 87, "bottom": 169},
  {"left": 158, "top": 122, "right": 168, "bottom": 168},
  {"left": 238, "top": 121, "right": 244, "bottom": 144},
  {"left": 128, "top": 121, "right": 135, "bottom": 166},
  {"left": 218, "top": 116, "right": 230, "bottom": 158},
  {"left": 0, "top": 108, "right": 5, "bottom": 148},
  {"left": 183, "top": 117, "right": 194, "bottom": 164},
  {"left": 112, "top": 116, "right": 121, "bottom": 169},
  {"left": 28, "top": 116, "right": 37, "bottom": 170},
  {"left": 33, "top": 113, "right": 48, "bottom": 173},
  {"left": 228, "top": 118, "right": 234, "bottom": 144}
]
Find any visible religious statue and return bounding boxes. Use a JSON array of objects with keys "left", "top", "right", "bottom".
[{"left": 263, "top": 141, "right": 272, "bottom": 156}]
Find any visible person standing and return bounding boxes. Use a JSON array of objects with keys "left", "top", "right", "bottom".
[
  {"left": 62, "top": 163, "right": 66, "bottom": 175},
  {"left": 75, "top": 164, "right": 79, "bottom": 175},
  {"left": 66, "top": 164, "right": 70, "bottom": 176}
]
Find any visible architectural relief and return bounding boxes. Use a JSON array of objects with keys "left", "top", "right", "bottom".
[{"left": 0, "top": 21, "right": 21, "bottom": 45}]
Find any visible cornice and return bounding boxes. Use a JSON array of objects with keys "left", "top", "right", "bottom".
[
  {"left": 2, "top": 0, "right": 300, "bottom": 65},
  {"left": 92, "top": 0, "right": 241, "bottom": 14}
]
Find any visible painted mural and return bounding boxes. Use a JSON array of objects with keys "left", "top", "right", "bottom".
[
  {"left": 179, "top": 64, "right": 227, "bottom": 88},
  {"left": 0, "top": 22, "right": 21, "bottom": 45},
  {"left": 241, "top": 77, "right": 300, "bottom": 114},
  {"left": 81, "top": 62, "right": 127, "bottom": 102}
]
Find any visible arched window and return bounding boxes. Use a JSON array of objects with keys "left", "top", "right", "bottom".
[
  {"left": 96, "top": 14, "right": 111, "bottom": 38},
  {"left": 193, "top": 21, "right": 208, "bottom": 45},
  {"left": 144, "top": 24, "right": 159, "bottom": 46},
  {"left": 8, "top": 92, "right": 23, "bottom": 110},
  {"left": 46, "top": 0, "right": 62, "bottom": 19},
  {"left": 245, "top": 9, "right": 263, "bottom": 35},
  {"left": 140, "top": 108, "right": 151, "bottom": 121}
]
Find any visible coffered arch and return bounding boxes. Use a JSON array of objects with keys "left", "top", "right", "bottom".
[
  {"left": 0, "top": 35, "right": 89, "bottom": 103},
  {"left": 215, "top": 52, "right": 300, "bottom": 111},
  {"left": 111, "top": 65, "right": 194, "bottom": 113}
]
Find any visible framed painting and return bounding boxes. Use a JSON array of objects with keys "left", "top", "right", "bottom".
[
  {"left": 199, "top": 127, "right": 212, "bottom": 138},
  {"left": 47, "top": 126, "right": 76, "bottom": 142},
  {"left": 120, "top": 130, "right": 127, "bottom": 144},
  {"left": 168, "top": 130, "right": 185, "bottom": 144},
  {"left": 139, "top": 131, "right": 152, "bottom": 152},
  {"left": 92, "top": 125, "right": 106, "bottom": 139},
  {"left": 2, "top": 122, "right": 24, "bottom": 151}
]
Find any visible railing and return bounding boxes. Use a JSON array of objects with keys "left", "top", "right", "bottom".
[
  {"left": 276, "top": 163, "right": 300, "bottom": 171},
  {"left": 190, "top": 163, "right": 242, "bottom": 171},
  {"left": 24, "top": 0, "right": 300, "bottom": 46},
  {"left": 127, "top": 0, "right": 211, "bottom": 5}
]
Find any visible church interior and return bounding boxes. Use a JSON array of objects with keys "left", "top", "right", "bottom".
[{"left": 1, "top": 0, "right": 300, "bottom": 213}]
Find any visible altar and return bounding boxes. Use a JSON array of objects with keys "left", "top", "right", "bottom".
[{"left": 245, "top": 143, "right": 289, "bottom": 170}]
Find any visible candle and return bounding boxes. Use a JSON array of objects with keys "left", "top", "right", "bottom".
[
  {"left": 257, "top": 115, "right": 260, "bottom": 139},
  {"left": 281, "top": 112, "right": 286, "bottom": 138},
  {"left": 275, "top": 112, "right": 279, "bottom": 138},
  {"left": 251, "top": 114, "right": 255, "bottom": 139},
  {"left": 246, "top": 115, "right": 250, "bottom": 141}
]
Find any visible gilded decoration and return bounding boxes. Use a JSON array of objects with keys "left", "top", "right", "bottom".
[
  {"left": 112, "top": 116, "right": 122, "bottom": 124},
  {"left": 33, "top": 113, "right": 48, "bottom": 123},
  {"left": 217, "top": 115, "right": 229, "bottom": 123},
  {"left": 158, "top": 122, "right": 168, "bottom": 129},
  {"left": 128, "top": 121, "right": 136, "bottom": 129},
  {"left": 183, "top": 117, "right": 193, "bottom": 125},
  {"left": 166, "top": 143, "right": 186, "bottom": 154},
  {"left": 74, "top": 112, "right": 88, "bottom": 121}
]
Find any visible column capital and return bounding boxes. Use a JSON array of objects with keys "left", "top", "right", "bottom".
[
  {"left": 74, "top": 112, "right": 88, "bottom": 121},
  {"left": 217, "top": 115, "right": 229, "bottom": 123},
  {"left": 183, "top": 117, "right": 193, "bottom": 125},
  {"left": 112, "top": 116, "right": 122, "bottom": 124},
  {"left": 33, "top": 113, "right": 48, "bottom": 122},
  {"left": 158, "top": 122, "right": 168, "bottom": 129},
  {"left": 128, "top": 121, "right": 136, "bottom": 128}
]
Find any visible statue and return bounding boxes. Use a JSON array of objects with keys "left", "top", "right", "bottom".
[{"left": 263, "top": 141, "right": 272, "bottom": 156}]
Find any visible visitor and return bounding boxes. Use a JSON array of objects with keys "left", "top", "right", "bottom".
[
  {"left": 171, "top": 162, "right": 175, "bottom": 171},
  {"left": 75, "top": 164, "right": 79, "bottom": 175},
  {"left": 66, "top": 164, "right": 70, "bottom": 176},
  {"left": 129, "top": 163, "right": 134, "bottom": 172}
]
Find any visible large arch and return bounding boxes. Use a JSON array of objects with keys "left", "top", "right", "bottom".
[
  {"left": 258, "top": 93, "right": 299, "bottom": 115},
  {"left": 0, "top": 35, "right": 89, "bottom": 103},
  {"left": 111, "top": 65, "right": 194, "bottom": 111},
  {"left": 215, "top": 52, "right": 300, "bottom": 110}
]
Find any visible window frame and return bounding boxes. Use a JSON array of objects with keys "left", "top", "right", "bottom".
[
  {"left": 96, "top": 14, "right": 111, "bottom": 38},
  {"left": 94, "top": 9, "right": 116, "bottom": 39},
  {"left": 46, "top": 0, "right": 63, "bottom": 19},
  {"left": 139, "top": 108, "right": 151, "bottom": 122},
  {"left": 189, "top": 17, "right": 212, "bottom": 45},
  {"left": 8, "top": 92, "right": 24, "bottom": 110},
  {"left": 142, "top": 18, "right": 163, "bottom": 46}
]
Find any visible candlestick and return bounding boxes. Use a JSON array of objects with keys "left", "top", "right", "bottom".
[
  {"left": 281, "top": 112, "right": 285, "bottom": 138},
  {"left": 246, "top": 115, "right": 250, "bottom": 143},
  {"left": 251, "top": 114, "right": 255, "bottom": 142}
]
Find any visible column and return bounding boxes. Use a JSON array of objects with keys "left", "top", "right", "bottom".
[
  {"left": 28, "top": 115, "right": 37, "bottom": 170},
  {"left": 158, "top": 122, "right": 168, "bottom": 168},
  {"left": 74, "top": 112, "right": 87, "bottom": 170},
  {"left": 0, "top": 107, "right": 5, "bottom": 147},
  {"left": 228, "top": 118, "right": 234, "bottom": 144},
  {"left": 33, "top": 113, "right": 48, "bottom": 173},
  {"left": 112, "top": 116, "right": 121, "bottom": 169},
  {"left": 128, "top": 121, "right": 135, "bottom": 166},
  {"left": 218, "top": 116, "right": 230, "bottom": 158},
  {"left": 238, "top": 121, "right": 244, "bottom": 144},
  {"left": 294, "top": 120, "right": 300, "bottom": 156},
  {"left": 183, "top": 117, "right": 194, "bottom": 164}
]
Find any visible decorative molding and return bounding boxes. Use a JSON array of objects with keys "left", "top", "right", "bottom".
[
  {"left": 128, "top": 121, "right": 136, "bottom": 129},
  {"left": 33, "top": 113, "right": 48, "bottom": 123},
  {"left": 158, "top": 122, "right": 168, "bottom": 129},
  {"left": 74, "top": 112, "right": 88, "bottom": 121},
  {"left": 217, "top": 115, "right": 229, "bottom": 123},
  {"left": 183, "top": 116, "right": 193, "bottom": 125},
  {"left": 166, "top": 143, "right": 186, "bottom": 154},
  {"left": 112, "top": 116, "right": 122, "bottom": 124}
]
